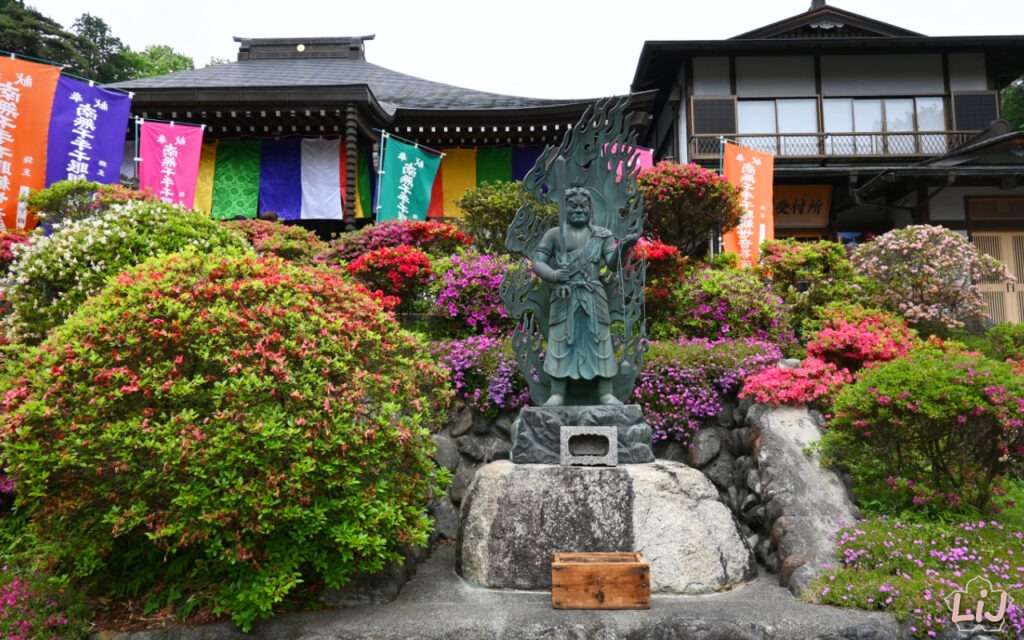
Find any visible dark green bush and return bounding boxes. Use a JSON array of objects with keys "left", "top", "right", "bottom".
[
  {"left": 0, "top": 251, "right": 451, "bottom": 630},
  {"left": 454, "top": 180, "right": 555, "bottom": 255},
  {"left": 651, "top": 267, "right": 798, "bottom": 354},
  {"left": 821, "top": 339, "right": 1024, "bottom": 516},
  {"left": 987, "top": 322, "right": 1024, "bottom": 361}
]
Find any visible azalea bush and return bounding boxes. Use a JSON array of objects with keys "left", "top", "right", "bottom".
[
  {"left": 0, "top": 564, "right": 90, "bottom": 640},
  {"left": 758, "top": 238, "right": 868, "bottom": 340},
  {"left": 821, "top": 339, "right": 1024, "bottom": 515},
  {"left": 637, "top": 162, "right": 743, "bottom": 257},
  {"left": 222, "top": 218, "right": 329, "bottom": 264},
  {"left": 24, "top": 180, "right": 158, "bottom": 227},
  {"left": 634, "top": 338, "right": 783, "bottom": 443},
  {"left": 652, "top": 266, "right": 798, "bottom": 353},
  {"left": 428, "top": 251, "right": 513, "bottom": 336},
  {"left": 0, "top": 231, "right": 31, "bottom": 275},
  {"left": 850, "top": 225, "right": 1014, "bottom": 334},
  {"left": 428, "top": 334, "right": 529, "bottom": 417},
  {"left": 455, "top": 180, "right": 556, "bottom": 255},
  {"left": 630, "top": 238, "right": 690, "bottom": 324},
  {"left": 805, "top": 305, "right": 920, "bottom": 374},
  {"left": 346, "top": 244, "right": 433, "bottom": 312},
  {"left": 320, "top": 220, "right": 472, "bottom": 263},
  {"left": 2, "top": 200, "right": 250, "bottom": 344},
  {"left": 739, "top": 357, "right": 852, "bottom": 408},
  {"left": 0, "top": 252, "right": 451, "bottom": 630},
  {"left": 987, "top": 321, "right": 1024, "bottom": 361},
  {"left": 807, "top": 518, "right": 1024, "bottom": 639}
]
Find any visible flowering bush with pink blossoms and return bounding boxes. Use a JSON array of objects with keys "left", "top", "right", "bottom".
[
  {"left": 850, "top": 225, "right": 1014, "bottom": 334},
  {"left": 428, "top": 335, "right": 529, "bottom": 417},
  {"left": 320, "top": 220, "right": 472, "bottom": 263},
  {"left": 805, "top": 305, "right": 920, "bottom": 374},
  {"left": 637, "top": 162, "right": 743, "bottom": 258},
  {"left": 821, "top": 339, "right": 1024, "bottom": 515},
  {"left": 739, "top": 357, "right": 852, "bottom": 408}
]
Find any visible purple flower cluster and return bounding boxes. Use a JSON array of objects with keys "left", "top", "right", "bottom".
[
  {"left": 431, "top": 252, "right": 512, "bottom": 335},
  {"left": 429, "top": 335, "right": 530, "bottom": 417},
  {"left": 633, "top": 337, "right": 782, "bottom": 443}
]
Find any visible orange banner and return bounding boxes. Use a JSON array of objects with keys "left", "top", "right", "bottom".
[
  {"left": 0, "top": 57, "right": 61, "bottom": 230},
  {"left": 721, "top": 142, "right": 775, "bottom": 268}
]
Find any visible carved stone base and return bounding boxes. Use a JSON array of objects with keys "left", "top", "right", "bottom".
[{"left": 510, "top": 405, "right": 654, "bottom": 464}]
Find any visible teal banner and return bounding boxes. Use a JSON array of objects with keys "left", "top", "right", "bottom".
[{"left": 376, "top": 135, "right": 441, "bottom": 221}]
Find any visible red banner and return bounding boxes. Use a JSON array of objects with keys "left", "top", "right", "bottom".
[
  {"left": 0, "top": 57, "right": 61, "bottom": 230},
  {"left": 721, "top": 142, "right": 775, "bottom": 268},
  {"left": 138, "top": 120, "right": 205, "bottom": 208}
]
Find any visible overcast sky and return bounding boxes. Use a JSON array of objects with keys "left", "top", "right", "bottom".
[{"left": 34, "top": 0, "right": 1024, "bottom": 99}]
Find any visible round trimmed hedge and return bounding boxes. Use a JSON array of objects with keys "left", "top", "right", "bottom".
[{"left": 0, "top": 251, "right": 451, "bottom": 629}]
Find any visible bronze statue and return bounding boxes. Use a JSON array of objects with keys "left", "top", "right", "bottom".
[
  {"left": 501, "top": 98, "right": 647, "bottom": 407},
  {"left": 531, "top": 186, "right": 638, "bottom": 405}
]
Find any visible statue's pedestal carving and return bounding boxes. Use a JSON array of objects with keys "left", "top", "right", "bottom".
[
  {"left": 510, "top": 405, "right": 654, "bottom": 464},
  {"left": 456, "top": 460, "right": 755, "bottom": 593}
]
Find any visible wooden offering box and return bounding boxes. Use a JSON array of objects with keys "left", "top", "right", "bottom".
[{"left": 551, "top": 552, "right": 650, "bottom": 609}]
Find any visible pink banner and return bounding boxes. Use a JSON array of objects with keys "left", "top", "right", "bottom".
[
  {"left": 138, "top": 120, "right": 205, "bottom": 208},
  {"left": 604, "top": 143, "right": 654, "bottom": 179}
]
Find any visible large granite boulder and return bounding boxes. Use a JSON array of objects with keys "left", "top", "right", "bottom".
[{"left": 457, "top": 460, "right": 754, "bottom": 593}]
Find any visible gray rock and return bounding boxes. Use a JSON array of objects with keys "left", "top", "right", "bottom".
[
  {"left": 493, "top": 412, "right": 514, "bottom": 436},
  {"left": 627, "top": 618, "right": 765, "bottom": 639},
  {"left": 751, "top": 406, "right": 860, "bottom": 595},
  {"left": 471, "top": 411, "right": 492, "bottom": 435},
  {"left": 687, "top": 428, "right": 721, "bottom": 468},
  {"left": 429, "top": 497, "right": 460, "bottom": 540},
  {"left": 432, "top": 433, "right": 462, "bottom": 472},
  {"left": 450, "top": 408, "right": 474, "bottom": 437},
  {"left": 745, "top": 468, "right": 762, "bottom": 495},
  {"left": 456, "top": 434, "right": 511, "bottom": 463},
  {"left": 448, "top": 461, "right": 480, "bottom": 503},
  {"left": 716, "top": 402, "right": 738, "bottom": 428},
  {"left": 701, "top": 450, "right": 736, "bottom": 490},
  {"left": 319, "top": 556, "right": 410, "bottom": 607},
  {"left": 458, "top": 460, "right": 754, "bottom": 592},
  {"left": 510, "top": 405, "right": 654, "bottom": 464},
  {"left": 654, "top": 440, "right": 690, "bottom": 463}
]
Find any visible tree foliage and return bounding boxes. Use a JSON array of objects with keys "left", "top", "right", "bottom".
[
  {"left": 455, "top": 180, "right": 556, "bottom": 255},
  {"left": 1002, "top": 76, "right": 1024, "bottom": 132},
  {"left": 0, "top": 0, "right": 92, "bottom": 71},
  {"left": 637, "top": 162, "right": 743, "bottom": 258}
]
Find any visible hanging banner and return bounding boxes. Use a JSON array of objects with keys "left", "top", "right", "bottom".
[
  {"left": 0, "top": 56, "right": 61, "bottom": 230},
  {"left": 138, "top": 120, "right": 204, "bottom": 208},
  {"left": 376, "top": 134, "right": 441, "bottom": 222},
  {"left": 45, "top": 76, "right": 132, "bottom": 187},
  {"left": 300, "top": 138, "right": 343, "bottom": 220},
  {"left": 604, "top": 142, "right": 654, "bottom": 179},
  {"left": 721, "top": 142, "right": 775, "bottom": 268}
]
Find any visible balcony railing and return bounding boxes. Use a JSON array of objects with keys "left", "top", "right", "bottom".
[{"left": 690, "top": 130, "right": 978, "bottom": 160}]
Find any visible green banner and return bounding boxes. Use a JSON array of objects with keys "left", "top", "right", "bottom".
[
  {"left": 211, "top": 139, "right": 262, "bottom": 220},
  {"left": 376, "top": 135, "right": 441, "bottom": 222}
]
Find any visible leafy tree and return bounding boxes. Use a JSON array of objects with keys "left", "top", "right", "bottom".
[
  {"left": 0, "top": 0, "right": 90, "bottom": 70},
  {"left": 121, "top": 44, "right": 194, "bottom": 78},
  {"left": 205, "top": 56, "right": 232, "bottom": 67},
  {"left": 636, "top": 162, "right": 743, "bottom": 258},
  {"left": 69, "top": 13, "right": 133, "bottom": 83},
  {"left": 1002, "top": 76, "right": 1024, "bottom": 132},
  {"left": 455, "top": 180, "right": 556, "bottom": 255}
]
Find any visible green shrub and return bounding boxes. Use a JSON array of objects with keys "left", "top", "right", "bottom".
[
  {"left": 822, "top": 339, "right": 1024, "bottom": 515},
  {"left": 806, "top": 517, "right": 1024, "bottom": 638},
  {"left": 222, "top": 218, "right": 329, "bottom": 264},
  {"left": 757, "top": 238, "right": 871, "bottom": 340},
  {"left": 2, "top": 200, "right": 250, "bottom": 344},
  {"left": 987, "top": 322, "right": 1024, "bottom": 361},
  {"left": 651, "top": 267, "right": 797, "bottom": 354},
  {"left": 454, "top": 180, "right": 556, "bottom": 255},
  {"left": 24, "top": 180, "right": 158, "bottom": 227},
  {"left": 0, "top": 252, "right": 451, "bottom": 630}
]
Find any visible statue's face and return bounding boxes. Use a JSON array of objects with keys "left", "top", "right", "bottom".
[{"left": 566, "top": 190, "right": 592, "bottom": 227}]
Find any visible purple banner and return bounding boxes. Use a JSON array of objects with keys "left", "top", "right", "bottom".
[{"left": 45, "top": 76, "right": 132, "bottom": 186}]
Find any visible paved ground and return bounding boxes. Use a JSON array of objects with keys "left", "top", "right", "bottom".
[{"left": 93, "top": 544, "right": 904, "bottom": 640}]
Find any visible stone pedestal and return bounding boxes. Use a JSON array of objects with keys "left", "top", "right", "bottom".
[
  {"left": 510, "top": 405, "right": 654, "bottom": 464},
  {"left": 456, "top": 460, "right": 755, "bottom": 593}
]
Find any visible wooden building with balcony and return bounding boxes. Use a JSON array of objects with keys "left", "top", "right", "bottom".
[{"left": 630, "top": 0, "right": 1024, "bottom": 322}]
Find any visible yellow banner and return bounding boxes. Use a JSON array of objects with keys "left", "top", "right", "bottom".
[{"left": 722, "top": 142, "right": 775, "bottom": 268}]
